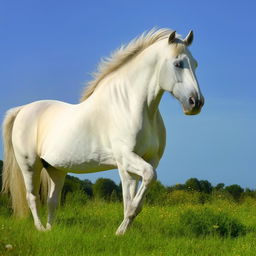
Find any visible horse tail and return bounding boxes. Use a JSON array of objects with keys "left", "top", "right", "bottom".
[
  {"left": 39, "top": 168, "right": 51, "bottom": 205},
  {"left": 1, "top": 106, "right": 30, "bottom": 217},
  {"left": 2, "top": 106, "right": 52, "bottom": 217}
]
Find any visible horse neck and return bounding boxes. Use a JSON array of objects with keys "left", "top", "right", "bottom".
[
  {"left": 111, "top": 43, "right": 165, "bottom": 117},
  {"left": 81, "top": 41, "right": 166, "bottom": 120}
]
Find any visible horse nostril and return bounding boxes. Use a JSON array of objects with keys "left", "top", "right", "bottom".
[{"left": 189, "top": 96, "right": 195, "bottom": 106}]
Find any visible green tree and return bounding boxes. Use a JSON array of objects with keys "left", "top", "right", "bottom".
[
  {"left": 110, "top": 190, "right": 119, "bottom": 202},
  {"left": 93, "top": 178, "right": 120, "bottom": 201},
  {"left": 167, "top": 183, "right": 186, "bottom": 192},
  {"left": 199, "top": 180, "right": 213, "bottom": 194},
  {"left": 62, "top": 175, "right": 92, "bottom": 203},
  {"left": 225, "top": 184, "right": 244, "bottom": 201},
  {"left": 185, "top": 178, "right": 201, "bottom": 192},
  {"left": 81, "top": 179, "right": 93, "bottom": 197},
  {"left": 215, "top": 183, "right": 225, "bottom": 191}
]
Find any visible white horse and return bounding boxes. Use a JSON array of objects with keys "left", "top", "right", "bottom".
[{"left": 2, "top": 28, "right": 204, "bottom": 235}]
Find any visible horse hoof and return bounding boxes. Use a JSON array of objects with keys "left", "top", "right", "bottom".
[
  {"left": 35, "top": 224, "right": 46, "bottom": 232},
  {"left": 46, "top": 223, "right": 52, "bottom": 231},
  {"left": 115, "top": 225, "right": 127, "bottom": 235},
  {"left": 115, "top": 229, "right": 126, "bottom": 236}
]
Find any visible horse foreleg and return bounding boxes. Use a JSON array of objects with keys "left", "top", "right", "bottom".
[
  {"left": 45, "top": 167, "right": 66, "bottom": 230},
  {"left": 118, "top": 168, "right": 138, "bottom": 217},
  {"left": 116, "top": 151, "right": 156, "bottom": 235}
]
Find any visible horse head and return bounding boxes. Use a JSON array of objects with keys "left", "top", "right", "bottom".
[{"left": 159, "top": 30, "right": 204, "bottom": 115}]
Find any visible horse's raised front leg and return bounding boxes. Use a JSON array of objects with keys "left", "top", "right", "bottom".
[
  {"left": 118, "top": 168, "right": 139, "bottom": 220},
  {"left": 116, "top": 151, "right": 156, "bottom": 235},
  {"left": 45, "top": 167, "right": 66, "bottom": 230}
]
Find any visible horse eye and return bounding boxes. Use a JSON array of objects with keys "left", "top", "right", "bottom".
[{"left": 174, "top": 61, "right": 183, "bottom": 68}]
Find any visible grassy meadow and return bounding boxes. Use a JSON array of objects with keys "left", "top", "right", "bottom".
[{"left": 1, "top": 195, "right": 256, "bottom": 256}]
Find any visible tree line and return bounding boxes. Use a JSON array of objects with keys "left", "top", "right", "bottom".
[{"left": 1, "top": 160, "right": 256, "bottom": 204}]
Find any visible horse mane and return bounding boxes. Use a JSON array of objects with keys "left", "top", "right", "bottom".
[{"left": 80, "top": 28, "right": 174, "bottom": 102}]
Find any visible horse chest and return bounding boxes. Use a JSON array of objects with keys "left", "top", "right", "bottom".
[{"left": 134, "top": 123, "right": 160, "bottom": 161}]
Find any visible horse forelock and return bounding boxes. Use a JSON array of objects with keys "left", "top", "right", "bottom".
[{"left": 80, "top": 28, "right": 183, "bottom": 102}]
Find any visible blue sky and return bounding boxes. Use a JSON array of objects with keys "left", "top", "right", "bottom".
[{"left": 1, "top": 0, "right": 256, "bottom": 188}]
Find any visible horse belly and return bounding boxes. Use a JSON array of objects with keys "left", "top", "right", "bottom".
[
  {"left": 41, "top": 134, "right": 117, "bottom": 174},
  {"left": 57, "top": 161, "right": 116, "bottom": 174}
]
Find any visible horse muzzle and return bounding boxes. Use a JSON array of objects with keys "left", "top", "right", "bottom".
[{"left": 183, "top": 95, "right": 204, "bottom": 115}]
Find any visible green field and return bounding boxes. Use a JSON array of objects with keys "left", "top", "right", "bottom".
[{"left": 1, "top": 197, "right": 256, "bottom": 256}]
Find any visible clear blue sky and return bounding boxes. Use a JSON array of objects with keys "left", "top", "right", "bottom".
[{"left": 1, "top": 0, "right": 256, "bottom": 188}]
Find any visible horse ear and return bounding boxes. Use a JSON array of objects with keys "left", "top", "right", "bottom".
[
  {"left": 168, "top": 31, "right": 176, "bottom": 44},
  {"left": 184, "top": 30, "right": 193, "bottom": 46}
]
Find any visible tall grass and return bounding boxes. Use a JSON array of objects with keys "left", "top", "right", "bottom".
[{"left": 1, "top": 194, "right": 256, "bottom": 255}]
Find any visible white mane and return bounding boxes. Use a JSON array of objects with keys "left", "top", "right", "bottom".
[{"left": 80, "top": 28, "right": 174, "bottom": 102}]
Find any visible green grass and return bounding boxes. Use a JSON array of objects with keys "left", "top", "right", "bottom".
[{"left": 1, "top": 199, "right": 256, "bottom": 256}]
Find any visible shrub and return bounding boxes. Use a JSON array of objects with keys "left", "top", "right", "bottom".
[
  {"left": 62, "top": 175, "right": 93, "bottom": 203},
  {"left": 166, "top": 190, "right": 201, "bottom": 205},
  {"left": 146, "top": 180, "right": 167, "bottom": 205},
  {"left": 180, "top": 208, "right": 246, "bottom": 237},
  {"left": 240, "top": 196, "right": 256, "bottom": 206},
  {"left": 241, "top": 189, "right": 256, "bottom": 201},
  {"left": 198, "top": 193, "right": 212, "bottom": 204},
  {"left": 211, "top": 190, "right": 235, "bottom": 203},
  {"left": 64, "top": 190, "right": 88, "bottom": 207},
  {"left": 0, "top": 193, "right": 12, "bottom": 216},
  {"left": 110, "top": 190, "right": 120, "bottom": 202},
  {"left": 93, "top": 178, "right": 121, "bottom": 201}
]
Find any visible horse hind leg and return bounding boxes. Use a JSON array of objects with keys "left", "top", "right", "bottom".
[
  {"left": 45, "top": 166, "right": 66, "bottom": 230},
  {"left": 18, "top": 161, "right": 46, "bottom": 231}
]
